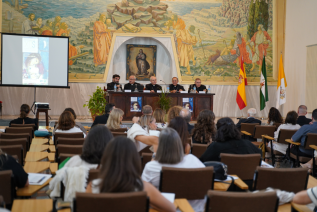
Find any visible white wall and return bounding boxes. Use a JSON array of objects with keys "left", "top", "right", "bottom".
[{"left": 284, "top": 0, "right": 317, "bottom": 114}]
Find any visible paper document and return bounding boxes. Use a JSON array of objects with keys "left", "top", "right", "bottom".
[
  {"left": 38, "top": 129, "right": 48, "bottom": 132},
  {"left": 0, "top": 129, "right": 5, "bottom": 132},
  {"left": 214, "top": 175, "right": 238, "bottom": 182},
  {"left": 149, "top": 130, "right": 160, "bottom": 137},
  {"left": 28, "top": 173, "right": 51, "bottom": 185},
  {"left": 161, "top": 193, "right": 175, "bottom": 203}
]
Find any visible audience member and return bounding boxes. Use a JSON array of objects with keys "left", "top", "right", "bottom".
[
  {"left": 55, "top": 111, "right": 86, "bottom": 138},
  {"left": 192, "top": 110, "right": 216, "bottom": 144},
  {"left": 142, "top": 105, "right": 153, "bottom": 115},
  {"left": 169, "top": 77, "right": 184, "bottom": 93},
  {"left": 86, "top": 137, "right": 176, "bottom": 212},
  {"left": 128, "top": 115, "right": 159, "bottom": 152},
  {"left": 268, "top": 111, "right": 300, "bottom": 155},
  {"left": 63, "top": 125, "right": 113, "bottom": 169},
  {"left": 142, "top": 128, "right": 205, "bottom": 212},
  {"left": 53, "top": 108, "right": 87, "bottom": 135},
  {"left": 180, "top": 108, "right": 194, "bottom": 134},
  {"left": 200, "top": 117, "right": 262, "bottom": 162},
  {"left": 91, "top": 103, "right": 115, "bottom": 127},
  {"left": 153, "top": 108, "right": 166, "bottom": 128},
  {"left": 297, "top": 105, "right": 312, "bottom": 126},
  {"left": 267, "top": 107, "right": 284, "bottom": 125},
  {"left": 0, "top": 148, "right": 29, "bottom": 188},
  {"left": 168, "top": 117, "right": 191, "bottom": 154},
  {"left": 167, "top": 106, "right": 183, "bottom": 124},
  {"left": 145, "top": 76, "right": 162, "bottom": 93},
  {"left": 106, "top": 108, "right": 127, "bottom": 130},
  {"left": 188, "top": 78, "right": 206, "bottom": 93},
  {"left": 236, "top": 108, "right": 261, "bottom": 130},
  {"left": 291, "top": 109, "right": 317, "bottom": 169},
  {"left": 293, "top": 186, "right": 317, "bottom": 207},
  {"left": 124, "top": 75, "right": 142, "bottom": 91},
  {"left": 107, "top": 74, "right": 121, "bottom": 90},
  {"left": 9, "top": 104, "right": 38, "bottom": 130}
]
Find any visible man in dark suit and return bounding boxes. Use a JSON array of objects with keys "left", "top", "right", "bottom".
[
  {"left": 169, "top": 77, "right": 185, "bottom": 93},
  {"left": 124, "top": 75, "right": 142, "bottom": 91},
  {"left": 145, "top": 76, "right": 162, "bottom": 93},
  {"left": 236, "top": 108, "right": 262, "bottom": 130},
  {"left": 180, "top": 108, "right": 194, "bottom": 134},
  {"left": 107, "top": 74, "right": 121, "bottom": 90},
  {"left": 188, "top": 78, "right": 206, "bottom": 93},
  {"left": 297, "top": 105, "right": 312, "bottom": 126},
  {"left": 91, "top": 103, "right": 115, "bottom": 127}
]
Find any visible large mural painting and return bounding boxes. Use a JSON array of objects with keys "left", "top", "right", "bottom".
[{"left": 2, "top": 0, "right": 274, "bottom": 84}]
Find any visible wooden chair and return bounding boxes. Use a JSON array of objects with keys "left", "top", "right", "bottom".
[
  {"left": 5, "top": 127, "right": 34, "bottom": 139},
  {"left": 56, "top": 138, "right": 85, "bottom": 145},
  {"left": 0, "top": 133, "right": 31, "bottom": 149},
  {"left": 240, "top": 123, "right": 260, "bottom": 140},
  {"left": 87, "top": 169, "right": 100, "bottom": 184},
  {"left": 73, "top": 192, "right": 149, "bottom": 212},
  {"left": 0, "top": 170, "right": 15, "bottom": 209},
  {"left": 253, "top": 167, "right": 309, "bottom": 193},
  {"left": 264, "top": 129, "right": 298, "bottom": 166},
  {"left": 54, "top": 132, "right": 84, "bottom": 145},
  {"left": 159, "top": 167, "right": 214, "bottom": 199},
  {"left": 139, "top": 146, "right": 152, "bottom": 156},
  {"left": 110, "top": 128, "right": 128, "bottom": 133},
  {"left": 220, "top": 153, "right": 261, "bottom": 189},
  {"left": 56, "top": 145, "right": 83, "bottom": 162},
  {"left": 111, "top": 132, "right": 127, "bottom": 138},
  {"left": 274, "top": 123, "right": 283, "bottom": 129},
  {"left": 141, "top": 153, "right": 152, "bottom": 170},
  {"left": 58, "top": 153, "right": 76, "bottom": 165},
  {"left": 253, "top": 125, "right": 276, "bottom": 140},
  {"left": 191, "top": 143, "right": 208, "bottom": 158},
  {"left": 205, "top": 190, "right": 279, "bottom": 212},
  {"left": 10, "top": 124, "right": 36, "bottom": 137},
  {"left": 0, "top": 138, "right": 28, "bottom": 160},
  {"left": 0, "top": 145, "right": 23, "bottom": 165}
]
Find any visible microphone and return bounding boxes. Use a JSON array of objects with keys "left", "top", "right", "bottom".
[{"left": 160, "top": 79, "right": 168, "bottom": 85}]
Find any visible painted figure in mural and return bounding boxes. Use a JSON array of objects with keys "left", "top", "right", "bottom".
[
  {"left": 52, "top": 16, "right": 62, "bottom": 36},
  {"left": 22, "top": 13, "right": 36, "bottom": 34},
  {"left": 40, "top": 20, "right": 53, "bottom": 36},
  {"left": 32, "top": 18, "right": 44, "bottom": 35},
  {"left": 56, "top": 22, "right": 70, "bottom": 36},
  {"left": 172, "top": 15, "right": 198, "bottom": 75},
  {"left": 136, "top": 49, "right": 150, "bottom": 75},
  {"left": 68, "top": 44, "right": 85, "bottom": 65},
  {"left": 230, "top": 31, "right": 252, "bottom": 67},
  {"left": 93, "top": 14, "right": 112, "bottom": 66},
  {"left": 249, "top": 24, "right": 272, "bottom": 71}
]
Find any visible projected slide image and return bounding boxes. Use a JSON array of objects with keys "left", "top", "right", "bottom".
[{"left": 22, "top": 37, "right": 49, "bottom": 85}]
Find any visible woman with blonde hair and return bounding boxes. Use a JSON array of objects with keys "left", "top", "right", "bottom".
[
  {"left": 106, "top": 108, "right": 126, "bottom": 130},
  {"left": 167, "top": 106, "right": 183, "bottom": 124},
  {"left": 153, "top": 108, "right": 166, "bottom": 128}
]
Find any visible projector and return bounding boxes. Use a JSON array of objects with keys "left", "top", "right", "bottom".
[{"left": 35, "top": 102, "right": 49, "bottom": 109}]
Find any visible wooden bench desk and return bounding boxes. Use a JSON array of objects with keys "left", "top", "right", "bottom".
[
  {"left": 24, "top": 161, "right": 51, "bottom": 173},
  {"left": 25, "top": 152, "right": 55, "bottom": 162},
  {"left": 32, "top": 139, "right": 49, "bottom": 145},
  {"left": 11, "top": 199, "right": 71, "bottom": 212},
  {"left": 16, "top": 178, "right": 52, "bottom": 197},
  {"left": 29, "top": 144, "right": 49, "bottom": 152}
]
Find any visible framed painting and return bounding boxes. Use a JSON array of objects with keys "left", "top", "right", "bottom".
[{"left": 126, "top": 44, "right": 157, "bottom": 81}]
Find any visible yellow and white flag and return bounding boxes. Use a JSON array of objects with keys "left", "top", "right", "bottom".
[{"left": 276, "top": 55, "right": 287, "bottom": 108}]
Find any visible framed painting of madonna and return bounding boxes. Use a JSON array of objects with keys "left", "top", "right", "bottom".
[{"left": 126, "top": 44, "right": 157, "bottom": 81}]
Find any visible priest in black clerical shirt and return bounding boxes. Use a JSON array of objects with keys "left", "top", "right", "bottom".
[
  {"left": 188, "top": 78, "right": 206, "bottom": 93},
  {"left": 124, "top": 75, "right": 142, "bottom": 91},
  {"left": 145, "top": 76, "right": 162, "bottom": 93},
  {"left": 107, "top": 74, "right": 121, "bottom": 90},
  {"left": 169, "top": 77, "right": 185, "bottom": 93}
]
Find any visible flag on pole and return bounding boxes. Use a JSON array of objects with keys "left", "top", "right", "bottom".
[
  {"left": 276, "top": 54, "right": 287, "bottom": 108},
  {"left": 260, "top": 56, "right": 268, "bottom": 110},
  {"left": 236, "top": 56, "right": 248, "bottom": 110}
]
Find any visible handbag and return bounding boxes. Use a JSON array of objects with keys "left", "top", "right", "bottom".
[{"left": 203, "top": 161, "right": 228, "bottom": 180}]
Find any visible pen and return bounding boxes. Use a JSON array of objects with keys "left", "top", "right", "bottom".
[{"left": 37, "top": 176, "right": 45, "bottom": 183}]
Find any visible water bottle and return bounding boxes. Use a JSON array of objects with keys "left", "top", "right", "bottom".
[
  {"left": 193, "top": 86, "right": 196, "bottom": 93},
  {"left": 134, "top": 86, "right": 138, "bottom": 92},
  {"left": 114, "top": 84, "right": 117, "bottom": 92},
  {"left": 167, "top": 87, "right": 170, "bottom": 93},
  {"left": 208, "top": 85, "right": 211, "bottom": 94}
]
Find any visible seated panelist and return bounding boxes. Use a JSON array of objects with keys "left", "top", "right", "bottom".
[
  {"left": 124, "top": 75, "right": 142, "bottom": 91},
  {"left": 107, "top": 74, "right": 121, "bottom": 90},
  {"left": 145, "top": 76, "right": 162, "bottom": 93},
  {"left": 169, "top": 77, "right": 184, "bottom": 93},
  {"left": 188, "top": 78, "right": 206, "bottom": 93}
]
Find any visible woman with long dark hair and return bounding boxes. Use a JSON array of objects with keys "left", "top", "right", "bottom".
[
  {"left": 200, "top": 117, "right": 262, "bottom": 162},
  {"left": 192, "top": 110, "right": 216, "bottom": 144},
  {"left": 86, "top": 137, "right": 176, "bottom": 212},
  {"left": 267, "top": 107, "right": 283, "bottom": 125},
  {"left": 168, "top": 117, "right": 190, "bottom": 154},
  {"left": 9, "top": 104, "right": 38, "bottom": 130}
]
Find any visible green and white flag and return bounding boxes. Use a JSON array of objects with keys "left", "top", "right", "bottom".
[{"left": 260, "top": 56, "right": 268, "bottom": 110}]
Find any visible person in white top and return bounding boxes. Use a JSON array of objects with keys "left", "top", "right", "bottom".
[
  {"left": 127, "top": 115, "right": 159, "bottom": 152},
  {"left": 268, "top": 111, "right": 301, "bottom": 155},
  {"left": 141, "top": 128, "right": 205, "bottom": 212},
  {"left": 86, "top": 136, "right": 176, "bottom": 212},
  {"left": 64, "top": 125, "right": 114, "bottom": 169},
  {"left": 54, "top": 111, "right": 86, "bottom": 138}
]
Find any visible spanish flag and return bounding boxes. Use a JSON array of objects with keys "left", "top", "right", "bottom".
[
  {"left": 276, "top": 55, "right": 287, "bottom": 108},
  {"left": 236, "top": 56, "right": 248, "bottom": 110}
]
